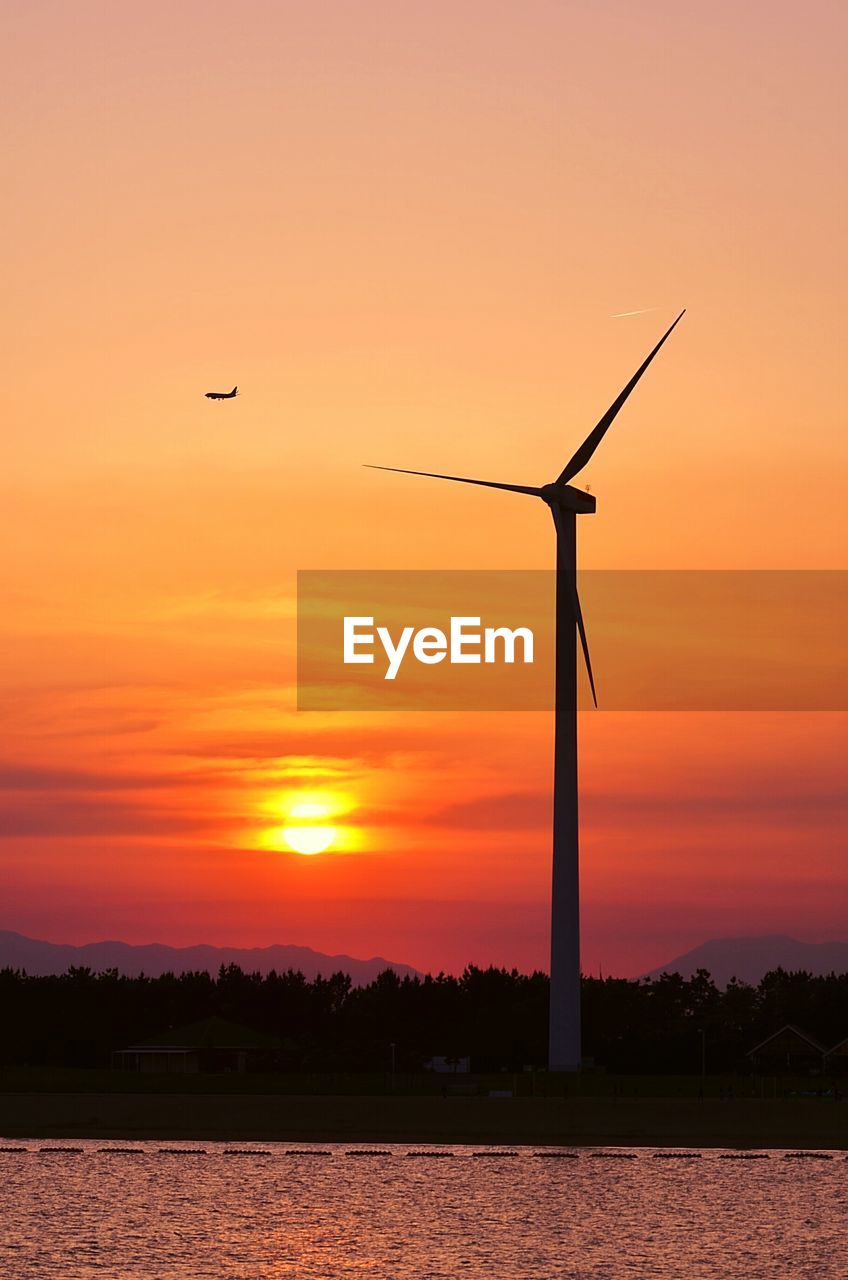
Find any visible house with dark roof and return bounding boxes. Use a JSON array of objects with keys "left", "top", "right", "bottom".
[
  {"left": 114, "top": 1016, "right": 281, "bottom": 1074},
  {"left": 824, "top": 1035, "right": 848, "bottom": 1075},
  {"left": 747, "top": 1025, "right": 827, "bottom": 1074}
]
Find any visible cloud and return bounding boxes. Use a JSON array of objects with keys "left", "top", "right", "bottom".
[
  {"left": 584, "top": 788, "right": 847, "bottom": 820},
  {"left": 46, "top": 717, "right": 162, "bottom": 740},
  {"left": 424, "top": 791, "right": 550, "bottom": 830},
  {"left": 0, "top": 762, "right": 221, "bottom": 792},
  {"left": 168, "top": 727, "right": 459, "bottom": 770},
  {"left": 0, "top": 795, "right": 220, "bottom": 838},
  {"left": 415, "top": 778, "right": 847, "bottom": 833}
]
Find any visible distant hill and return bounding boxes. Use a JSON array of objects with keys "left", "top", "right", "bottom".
[
  {"left": 644, "top": 935, "right": 848, "bottom": 987},
  {"left": 0, "top": 930, "right": 420, "bottom": 985}
]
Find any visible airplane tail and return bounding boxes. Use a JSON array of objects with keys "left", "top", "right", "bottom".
[{"left": 231, "top": 385, "right": 238, "bottom": 396}]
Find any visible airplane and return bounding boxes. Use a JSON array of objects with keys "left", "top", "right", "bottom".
[{"left": 205, "top": 385, "right": 239, "bottom": 400}]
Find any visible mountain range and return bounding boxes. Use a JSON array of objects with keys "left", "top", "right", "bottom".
[
  {"left": 643, "top": 934, "right": 848, "bottom": 987},
  {"left": 3, "top": 930, "right": 847, "bottom": 987},
  {"left": 0, "top": 930, "right": 420, "bottom": 985}
]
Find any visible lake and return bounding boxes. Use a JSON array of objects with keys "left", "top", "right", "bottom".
[{"left": 2, "top": 1140, "right": 845, "bottom": 1278}]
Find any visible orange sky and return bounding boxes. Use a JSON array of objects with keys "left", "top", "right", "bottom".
[{"left": 1, "top": 1, "right": 845, "bottom": 975}]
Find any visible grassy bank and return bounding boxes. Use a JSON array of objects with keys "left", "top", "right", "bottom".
[
  {"left": 1, "top": 1092, "right": 846, "bottom": 1149},
  {"left": 0, "top": 1066, "right": 833, "bottom": 1098}
]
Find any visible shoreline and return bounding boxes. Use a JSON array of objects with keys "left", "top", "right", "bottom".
[{"left": 2, "top": 1093, "right": 847, "bottom": 1150}]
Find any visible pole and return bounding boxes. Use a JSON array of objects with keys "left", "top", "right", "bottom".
[{"left": 549, "top": 506, "right": 581, "bottom": 1072}]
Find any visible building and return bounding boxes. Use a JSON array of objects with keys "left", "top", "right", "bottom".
[
  {"left": 746, "top": 1025, "right": 826, "bottom": 1074},
  {"left": 114, "top": 1016, "right": 281, "bottom": 1074},
  {"left": 824, "top": 1036, "right": 848, "bottom": 1076}
]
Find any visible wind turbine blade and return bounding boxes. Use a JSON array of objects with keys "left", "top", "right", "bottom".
[
  {"left": 572, "top": 583, "right": 597, "bottom": 708},
  {"left": 556, "top": 309, "right": 685, "bottom": 485},
  {"left": 550, "top": 503, "right": 598, "bottom": 706},
  {"left": 365, "top": 465, "right": 542, "bottom": 498}
]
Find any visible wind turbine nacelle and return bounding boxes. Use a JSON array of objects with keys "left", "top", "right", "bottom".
[{"left": 542, "top": 483, "right": 596, "bottom": 514}]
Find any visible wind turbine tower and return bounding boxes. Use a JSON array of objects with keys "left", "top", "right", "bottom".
[{"left": 369, "top": 311, "right": 684, "bottom": 1071}]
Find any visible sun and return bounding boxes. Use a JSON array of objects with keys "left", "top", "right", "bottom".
[
  {"left": 282, "top": 824, "right": 336, "bottom": 856},
  {"left": 282, "top": 797, "right": 336, "bottom": 855},
  {"left": 258, "top": 791, "right": 353, "bottom": 857}
]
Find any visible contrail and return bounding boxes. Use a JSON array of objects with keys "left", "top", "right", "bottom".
[{"left": 610, "top": 307, "right": 660, "bottom": 318}]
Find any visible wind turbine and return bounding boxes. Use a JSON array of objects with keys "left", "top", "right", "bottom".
[{"left": 368, "top": 311, "right": 685, "bottom": 1071}]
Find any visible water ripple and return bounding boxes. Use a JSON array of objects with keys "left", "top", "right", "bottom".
[{"left": 0, "top": 1141, "right": 843, "bottom": 1279}]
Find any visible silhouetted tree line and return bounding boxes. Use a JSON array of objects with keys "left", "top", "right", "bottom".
[{"left": 1, "top": 963, "right": 847, "bottom": 1074}]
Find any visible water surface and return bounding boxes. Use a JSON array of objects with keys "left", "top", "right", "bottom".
[{"left": 2, "top": 1140, "right": 844, "bottom": 1279}]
